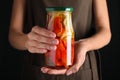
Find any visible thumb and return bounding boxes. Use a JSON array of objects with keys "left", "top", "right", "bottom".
[
  {"left": 66, "top": 64, "right": 79, "bottom": 76},
  {"left": 66, "top": 53, "right": 86, "bottom": 76}
]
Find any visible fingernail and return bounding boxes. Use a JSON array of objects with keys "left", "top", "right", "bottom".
[
  {"left": 41, "top": 49, "right": 47, "bottom": 53},
  {"left": 49, "top": 46, "right": 56, "bottom": 50},
  {"left": 50, "top": 33, "right": 56, "bottom": 37},
  {"left": 41, "top": 68, "right": 44, "bottom": 72},
  {"left": 41, "top": 68, "right": 46, "bottom": 73},
  {"left": 51, "top": 39, "right": 59, "bottom": 44},
  {"left": 66, "top": 71, "right": 72, "bottom": 76}
]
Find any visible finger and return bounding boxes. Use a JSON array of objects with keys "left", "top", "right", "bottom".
[
  {"left": 41, "top": 67, "right": 50, "bottom": 73},
  {"left": 32, "top": 26, "right": 56, "bottom": 38},
  {"left": 38, "top": 37, "right": 59, "bottom": 45},
  {"left": 28, "top": 46, "right": 47, "bottom": 53},
  {"left": 48, "top": 69, "right": 67, "bottom": 75},
  {"left": 28, "top": 40, "right": 57, "bottom": 50},
  {"left": 41, "top": 67, "right": 67, "bottom": 75},
  {"left": 28, "top": 32, "right": 59, "bottom": 45}
]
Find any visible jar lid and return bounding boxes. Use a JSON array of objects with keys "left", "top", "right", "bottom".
[{"left": 46, "top": 7, "right": 73, "bottom": 12}]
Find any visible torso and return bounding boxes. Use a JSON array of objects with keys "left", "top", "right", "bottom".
[{"left": 22, "top": 0, "right": 100, "bottom": 80}]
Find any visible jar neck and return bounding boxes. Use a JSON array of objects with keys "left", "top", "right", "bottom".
[
  {"left": 47, "top": 11, "right": 72, "bottom": 15},
  {"left": 47, "top": 11, "right": 72, "bottom": 21},
  {"left": 46, "top": 11, "right": 73, "bottom": 32}
]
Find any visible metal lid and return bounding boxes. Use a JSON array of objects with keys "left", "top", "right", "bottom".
[{"left": 46, "top": 7, "right": 73, "bottom": 12}]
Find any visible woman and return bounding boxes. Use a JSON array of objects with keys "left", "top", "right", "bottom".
[{"left": 9, "top": 0, "right": 111, "bottom": 80}]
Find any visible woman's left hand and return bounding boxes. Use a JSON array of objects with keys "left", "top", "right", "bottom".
[{"left": 41, "top": 40, "right": 88, "bottom": 76}]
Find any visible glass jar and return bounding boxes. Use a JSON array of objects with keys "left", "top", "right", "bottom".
[{"left": 45, "top": 7, "right": 74, "bottom": 68}]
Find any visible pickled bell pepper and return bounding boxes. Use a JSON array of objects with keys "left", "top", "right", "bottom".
[{"left": 53, "top": 15, "right": 74, "bottom": 68}]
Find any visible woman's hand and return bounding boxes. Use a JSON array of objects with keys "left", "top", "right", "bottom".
[
  {"left": 25, "top": 26, "right": 59, "bottom": 53},
  {"left": 41, "top": 40, "right": 88, "bottom": 76}
]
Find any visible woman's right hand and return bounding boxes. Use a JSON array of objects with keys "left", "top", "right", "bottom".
[{"left": 25, "top": 26, "right": 59, "bottom": 54}]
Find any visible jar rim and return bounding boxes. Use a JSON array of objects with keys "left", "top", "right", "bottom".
[{"left": 46, "top": 7, "right": 73, "bottom": 12}]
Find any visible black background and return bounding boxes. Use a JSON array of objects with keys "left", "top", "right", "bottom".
[{"left": 0, "top": 0, "right": 119, "bottom": 80}]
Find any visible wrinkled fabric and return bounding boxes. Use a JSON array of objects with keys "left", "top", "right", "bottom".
[{"left": 21, "top": 0, "right": 100, "bottom": 80}]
